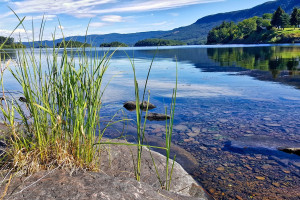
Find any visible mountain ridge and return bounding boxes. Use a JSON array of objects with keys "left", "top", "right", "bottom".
[{"left": 23, "top": 0, "right": 300, "bottom": 47}]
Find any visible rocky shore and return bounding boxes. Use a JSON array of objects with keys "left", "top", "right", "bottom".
[{"left": 0, "top": 126, "right": 213, "bottom": 200}]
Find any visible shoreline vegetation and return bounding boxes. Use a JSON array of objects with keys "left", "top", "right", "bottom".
[
  {"left": 207, "top": 7, "right": 300, "bottom": 44},
  {"left": 100, "top": 41, "right": 128, "bottom": 47},
  {"left": 0, "top": 12, "right": 189, "bottom": 199}
]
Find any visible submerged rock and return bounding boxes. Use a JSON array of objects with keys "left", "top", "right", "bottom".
[
  {"left": 278, "top": 147, "right": 300, "bottom": 156},
  {"left": 145, "top": 113, "right": 170, "bottom": 121},
  {"left": 19, "top": 97, "right": 28, "bottom": 103},
  {"left": 123, "top": 101, "right": 156, "bottom": 111}
]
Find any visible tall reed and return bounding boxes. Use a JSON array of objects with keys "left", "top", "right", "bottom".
[
  {"left": 0, "top": 16, "right": 118, "bottom": 173},
  {"left": 1, "top": 14, "right": 178, "bottom": 191}
]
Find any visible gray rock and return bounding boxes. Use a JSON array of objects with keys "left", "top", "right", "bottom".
[
  {"left": 278, "top": 147, "right": 300, "bottom": 156},
  {"left": 123, "top": 101, "right": 156, "bottom": 111},
  {"left": 18, "top": 97, "right": 28, "bottom": 103},
  {"left": 145, "top": 113, "right": 170, "bottom": 121},
  {"left": 1, "top": 138, "right": 211, "bottom": 200},
  {"left": 2, "top": 170, "right": 202, "bottom": 200}
]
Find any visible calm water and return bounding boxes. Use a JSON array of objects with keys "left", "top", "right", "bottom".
[{"left": 1, "top": 45, "right": 300, "bottom": 199}]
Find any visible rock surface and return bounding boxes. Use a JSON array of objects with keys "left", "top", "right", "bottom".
[
  {"left": 0, "top": 137, "right": 212, "bottom": 200},
  {"left": 145, "top": 113, "right": 170, "bottom": 121},
  {"left": 123, "top": 101, "right": 156, "bottom": 111},
  {"left": 278, "top": 147, "right": 300, "bottom": 156},
  {"left": 2, "top": 170, "right": 204, "bottom": 200}
]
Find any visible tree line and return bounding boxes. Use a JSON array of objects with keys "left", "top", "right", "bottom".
[
  {"left": 207, "top": 7, "right": 300, "bottom": 44},
  {"left": 100, "top": 41, "right": 128, "bottom": 47},
  {"left": 56, "top": 41, "right": 91, "bottom": 48},
  {"left": 134, "top": 38, "right": 186, "bottom": 47},
  {"left": 0, "top": 36, "right": 14, "bottom": 45}
]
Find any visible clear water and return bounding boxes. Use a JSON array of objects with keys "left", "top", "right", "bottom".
[{"left": 1, "top": 45, "right": 300, "bottom": 199}]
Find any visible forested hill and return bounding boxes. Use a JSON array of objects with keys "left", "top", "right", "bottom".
[
  {"left": 160, "top": 0, "right": 300, "bottom": 44},
  {"left": 23, "top": 0, "right": 300, "bottom": 47}
]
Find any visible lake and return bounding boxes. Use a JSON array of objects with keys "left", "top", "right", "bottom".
[{"left": 1, "top": 44, "right": 300, "bottom": 199}]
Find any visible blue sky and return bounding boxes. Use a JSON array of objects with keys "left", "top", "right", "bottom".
[{"left": 0, "top": 0, "right": 270, "bottom": 40}]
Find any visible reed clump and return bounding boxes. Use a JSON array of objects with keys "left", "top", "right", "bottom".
[
  {"left": 0, "top": 37, "right": 115, "bottom": 174},
  {"left": 0, "top": 15, "right": 177, "bottom": 191}
]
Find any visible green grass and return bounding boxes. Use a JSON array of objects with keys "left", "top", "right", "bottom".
[
  {"left": 0, "top": 13, "right": 178, "bottom": 191},
  {"left": 276, "top": 28, "right": 300, "bottom": 37}
]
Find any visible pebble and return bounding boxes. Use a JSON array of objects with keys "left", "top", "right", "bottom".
[
  {"left": 201, "top": 128, "right": 208, "bottom": 133},
  {"left": 255, "top": 176, "right": 265, "bottom": 180},
  {"left": 272, "top": 182, "right": 280, "bottom": 187},
  {"left": 183, "top": 138, "right": 194, "bottom": 142},
  {"left": 236, "top": 195, "right": 243, "bottom": 200},
  {"left": 199, "top": 146, "right": 208, "bottom": 151},
  {"left": 218, "top": 119, "right": 228, "bottom": 123},
  {"left": 216, "top": 166, "right": 225, "bottom": 171},
  {"left": 173, "top": 125, "right": 188, "bottom": 132},
  {"left": 187, "top": 132, "right": 198, "bottom": 137},
  {"left": 265, "top": 123, "right": 281, "bottom": 127},
  {"left": 261, "top": 164, "right": 272, "bottom": 170}
]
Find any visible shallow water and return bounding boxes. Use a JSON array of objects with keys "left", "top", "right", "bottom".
[{"left": 1, "top": 45, "right": 300, "bottom": 199}]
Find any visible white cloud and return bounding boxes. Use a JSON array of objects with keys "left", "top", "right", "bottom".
[
  {"left": 101, "top": 15, "right": 123, "bottom": 22},
  {"left": 90, "top": 22, "right": 106, "bottom": 27},
  {"left": 90, "top": 0, "right": 224, "bottom": 14},
  {"left": 25, "top": 15, "right": 57, "bottom": 21},
  {"left": 0, "top": 28, "right": 32, "bottom": 41},
  {"left": 2, "top": 0, "right": 224, "bottom": 18},
  {"left": 148, "top": 21, "right": 168, "bottom": 26},
  {"left": 169, "top": 13, "right": 179, "bottom": 17}
]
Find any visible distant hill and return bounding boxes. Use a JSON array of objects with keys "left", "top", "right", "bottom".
[
  {"left": 160, "top": 0, "right": 300, "bottom": 44},
  {"left": 23, "top": 0, "right": 300, "bottom": 47},
  {"left": 24, "top": 31, "right": 169, "bottom": 47}
]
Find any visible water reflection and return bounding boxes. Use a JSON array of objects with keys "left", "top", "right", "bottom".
[
  {"left": 0, "top": 50, "right": 16, "bottom": 61},
  {"left": 207, "top": 46, "right": 300, "bottom": 78}
]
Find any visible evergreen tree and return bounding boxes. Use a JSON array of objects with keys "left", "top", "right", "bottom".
[
  {"left": 280, "top": 13, "right": 290, "bottom": 29},
  {"left": 290, "top": 7, "right": 300, "bottom": 29},
  {"left": 271, "top": 6, "right": 285, "bottom": 29}
]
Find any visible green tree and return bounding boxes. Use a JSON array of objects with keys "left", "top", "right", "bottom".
[
  {"left": 100, "top": 41, "right": 128, "bottom": 47},
  {"left": 237, "top": 18, "right": 257, "bottom": 38},
  {"left": 280, "top": 13, "right": 290, "bottom": 29},
  {"left": 207, "top": 21, "right": 238, "bottom": 44},
  {"left": 290, "top": 7, "right": 300, "bottom": 29},
  {"left": 0, "top": 36, "right": 14, "bottom": 45},
  {"left": 263, "top": 13, "right": 273, "bottom": 20},
  {"left": 271, "top": 6, "right": 285, "bottom": 29}
]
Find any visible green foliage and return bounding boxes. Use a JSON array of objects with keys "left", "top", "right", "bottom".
[
  {"left": 271, "top": 6, "right": 285, "bottom": 28},
  {"left": 263, "top": 13, "right": 273, "bottom": 20},
  {"left": 0, "top": 36, "right": 14, "bottom": 45},
  {"left": 290, "top": 7, "right": 300, "bottom": 28},
  {"left": 207, "top": 21, "right": 238, "bottom": 44},
  {"left": 280, "top": 13, "right": 291, "bottom": 29},
  {"left": 238, "top": 17, "right": 258, "bottom": 37},
  {"left": 100, "top": 41, "right": 128, "bottom": 47},
  {"left": 0, "top": 36, "right": 24, "bottom": 48},
  {"left": 134, "top": 38, "right": 186, "bottom": 46},
  {"left": 56, "top": 40, "right": 91, "bottom": 48},
  {"left": 207, "top": 46, "right": 300, "bottom": 77},
  {"left": 207, "top": 6, "right": 300, "bottom": 44},
  {"left": 1, "top": 43, "right": 26, "bottom": 49}
]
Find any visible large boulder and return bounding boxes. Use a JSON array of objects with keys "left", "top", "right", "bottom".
[
  {"left": 1, "top": 170, "right": 203, "bottom": 200},
  {"left": 0, "top": 138, "right": 212, "bottom": 200}
]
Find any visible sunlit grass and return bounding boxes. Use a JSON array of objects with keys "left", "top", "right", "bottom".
[{"left": 0, "top": 12, "right": 178, "bottom": 192}]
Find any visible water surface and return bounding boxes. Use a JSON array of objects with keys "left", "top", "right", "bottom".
[{"left": 1, "top": 45, "right": 300, "bottom": 199}]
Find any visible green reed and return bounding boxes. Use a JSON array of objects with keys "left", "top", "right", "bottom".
[{"left": 0, "top": 13, "right": 178, "bottom": 191}]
